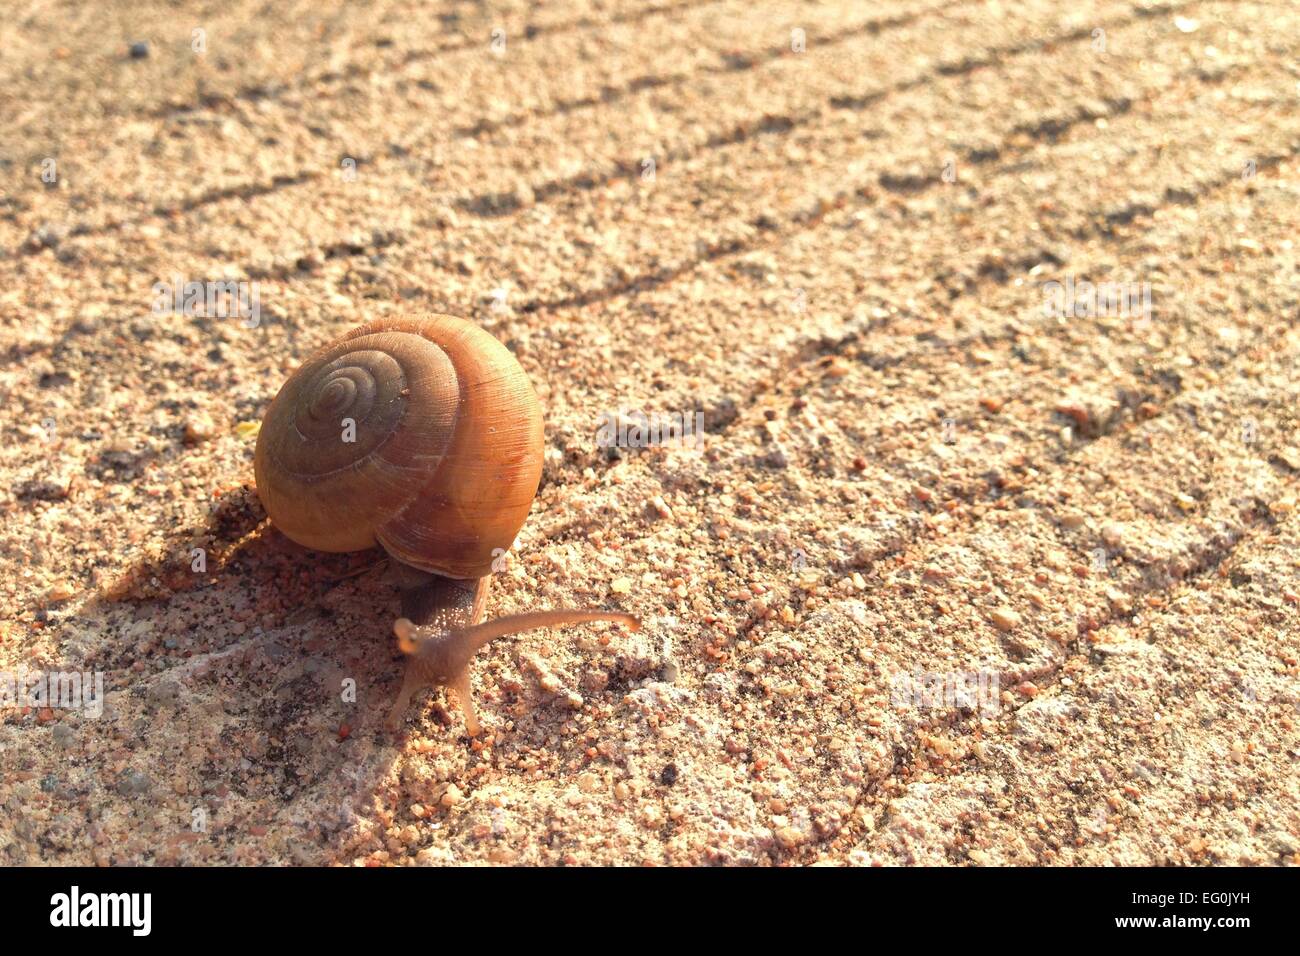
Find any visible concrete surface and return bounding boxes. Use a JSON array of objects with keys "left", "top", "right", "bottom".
[{"left": 1, "top": 0, "right": 1297, "bottom": 865}]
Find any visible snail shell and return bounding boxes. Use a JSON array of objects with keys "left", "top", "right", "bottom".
[{"left": 253, "top": 315, "right": 543, "bottom": 579}]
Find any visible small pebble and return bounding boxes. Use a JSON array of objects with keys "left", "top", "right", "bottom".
[
  {"left": 990, "top": 607, "right": 1021, "bottom": 631},
  {"left": 1275, "top": 449, "right": 1300, "bottom": 472},
  {"left": 18, "top": 478, "right": 70, "bottom": 502},
  {"left": 775, "top": 826, "right": 804, "bottom": 849},
  {"left": 115, "top": 769, "right": 152, "bottom": 797},
  {"left": 764, "top": 445, "right": 789, "bottom": 469},
  {"left": 44, "top": 582, "right": 76, "bottom": 603},
  {"left": 146, "top": 679, "right": 181, "bottom": 706},
  {"left": 184, "top": 415, "right": 217, "bottom": 444}
]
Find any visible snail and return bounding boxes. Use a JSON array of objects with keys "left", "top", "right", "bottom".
[{"left": 254, "top": 314, "right": 639, "bottom": 735}]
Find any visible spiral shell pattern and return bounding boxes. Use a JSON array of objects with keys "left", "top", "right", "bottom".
[{"left": 254, "top": 315, "right": 543, "bottom": 579}]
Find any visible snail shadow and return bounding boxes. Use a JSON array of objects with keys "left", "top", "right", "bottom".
[{"left": 50, "top": 485, "right": 471, "bottom": 862}]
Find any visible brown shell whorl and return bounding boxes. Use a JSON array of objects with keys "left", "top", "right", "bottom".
[{"left": 254, "top": 314, "right": 544, "bottom": 579}]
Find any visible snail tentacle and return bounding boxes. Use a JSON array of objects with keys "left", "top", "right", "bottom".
[{"left": 389, "top": 610, "right": 640, "bottom": 735}]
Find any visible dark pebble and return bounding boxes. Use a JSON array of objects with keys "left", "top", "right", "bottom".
[
  {"left": 16, "top": 479, "right": 68, "bottom": 502},
  {"left": 116, "top": 769, "right": 152, "bottom": 796}
]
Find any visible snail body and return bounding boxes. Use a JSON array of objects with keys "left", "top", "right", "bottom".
[{"left": 255, "top": 314, "right": 637, "bottom": 734}]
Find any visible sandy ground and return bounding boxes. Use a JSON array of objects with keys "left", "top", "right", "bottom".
[{"left": 1, "top": 0, "right": 1298, "bottom": 866}]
